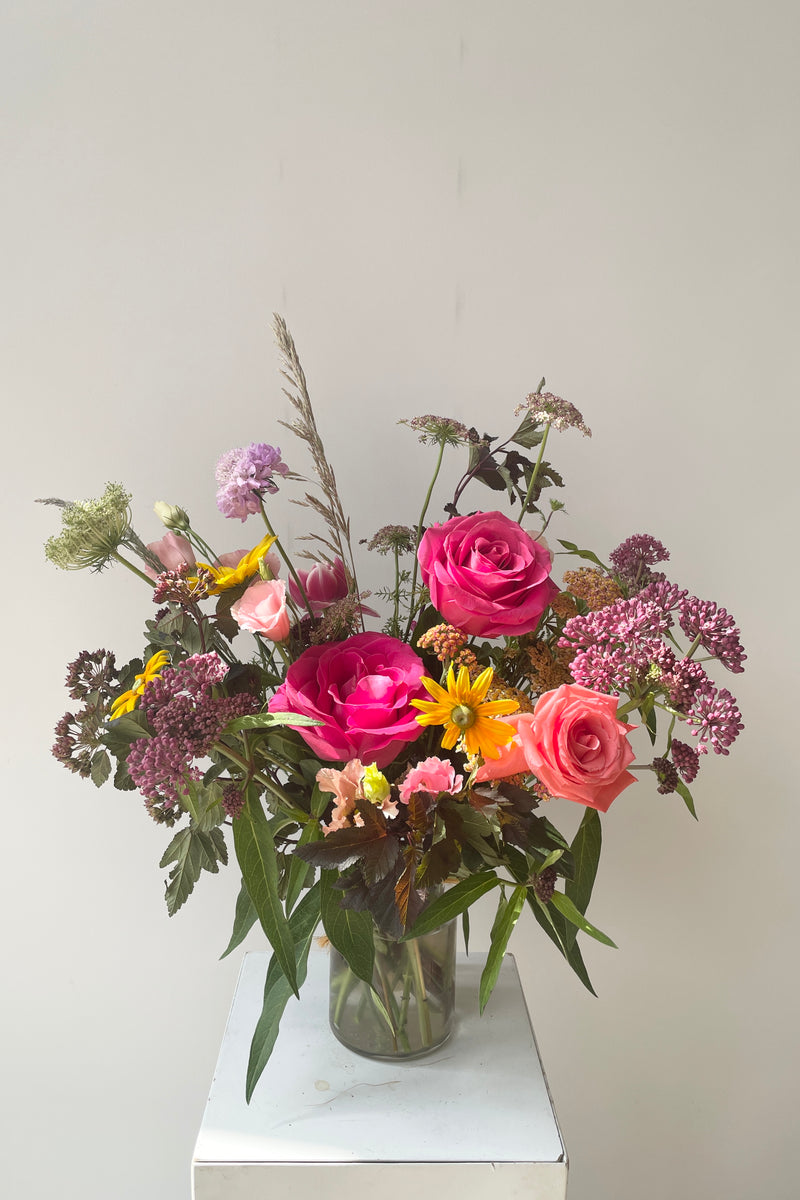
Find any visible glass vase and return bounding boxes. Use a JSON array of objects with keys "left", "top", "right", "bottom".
[{"left": 329, "top": 919, "right": 457, "bottom": 1059}]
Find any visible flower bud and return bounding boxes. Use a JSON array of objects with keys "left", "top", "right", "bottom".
[
  {"left": 362, "top": 764, "right": 390, "bottom": 805},
  {"left": 153, "top": 501, "right": 190, "bottom": 531}
]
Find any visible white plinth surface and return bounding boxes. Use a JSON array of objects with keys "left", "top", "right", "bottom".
[{"left": 192, "top": 946, "right": 567, "bottom": 1200}]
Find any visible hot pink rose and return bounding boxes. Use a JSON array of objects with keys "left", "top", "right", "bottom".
[
  {"left": 417, "top": 511, "right": 559, "bottom": 638},
  {"left": 146, "top": 532, "right": 196, "bottom": 578},
  {"left": 476, "top": 684, "right": 636, "bottom": 812},
  {"left": 269, "top": 632, "right": 426, "bottom": 768},
  {"left": 230, "top": 579, "right": 291, "bottom": 641},
  {"left": 399, "top": 757, "right": 464, "bottom": 804}
]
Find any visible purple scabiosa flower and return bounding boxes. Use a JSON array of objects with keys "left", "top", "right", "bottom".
[
  {"left": 671, "top": 739, "right": 700, "bottom": 784},
  {"left": 215, "top": 443, "right": 289, "bottom": 521},
  {"left": 686, "top": 686, "right": 744, "bottom": 756},
  {"left": 609, "top": 534, "right": 670, "bottom": 591},
  {"left": 678, "top": 596, "right": 746, "bottom": 674}
]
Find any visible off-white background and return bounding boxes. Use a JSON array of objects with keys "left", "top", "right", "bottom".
[{"left": 2, "top": 3, "right": 797, "bottom": 1198}]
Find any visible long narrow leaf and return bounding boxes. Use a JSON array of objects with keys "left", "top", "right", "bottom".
[
  {"left": 479, "top": 886, "right": 526, "bottom": 1013},
  {"left": 220, "top": 878, "right": 258, "bottom": 960},
  {"left": 320, "top": 870, "right": 375, "bottom": 986},
  {"left": 550, "top": 891, "right": 617, "bottom": 947},
  {"left": 564, "top": 807, "right": 602, "bottom": 949},
  {"left": 246, "top": 882, "right": 321, "bottom": 1103},
  {"left": 403, "top": 871, "right": 500, "bottom": 939},
  {"left": 527, "top": 894, "right": 597, "bottom": 995},
  {"left": 233, "top": 787, "right": 298, "bottom": 994},
  {"left": 285, "top": 823, "right": 321, "bottom": 914}
]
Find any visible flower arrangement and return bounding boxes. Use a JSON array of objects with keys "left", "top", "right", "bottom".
[{"left": 45, "top": 317, "right": 745, "bottom": 1097}]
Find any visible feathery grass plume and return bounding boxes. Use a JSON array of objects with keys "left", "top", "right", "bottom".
[{"left": 272, "top": 314, "right": 361, "bottom": 594}]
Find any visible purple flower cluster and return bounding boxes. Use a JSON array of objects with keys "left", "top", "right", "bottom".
[
  {"left": 560, "top": 577, "right": 745, "bottom": 761},
  {"left": 609, "top": 534, "right": 670, "bottom": 591},
  {"left": 560, "top": 597, "right": 672, "bottom": 694},
  {"left": 128, "top": 653, "right": 258, "bottom": 814},
  {"left": 686, "top": 687, "right": 744, "bottom": 756},
  {"left": 678, "top": 596, "right": 746, "bottom": 673},
  {"left": 215, "top": 443, "right": 289, "bottom": 521}
]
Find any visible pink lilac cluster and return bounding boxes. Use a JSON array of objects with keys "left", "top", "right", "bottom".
[
  {"left": 671, "top": 739, "right": 700, "bottom": 783},
  {"left": 128, "top": 653, "right": 258, "bottom": 813},
  {"left": 678, "top": 596, "right": 746, "bottom": 673},
  {"left": 609, "top": 534, "right": 670, "bottom": 591},
  {"left": 560, "top": 596, "right": 673, "bottom": 694},
  {"left": 215, "top": 443, "right": 289, "bottom": 521},
  {"left": 561, "top": 586, "right": 745, "bottom": 759}
]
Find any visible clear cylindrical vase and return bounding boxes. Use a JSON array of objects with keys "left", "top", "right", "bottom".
[{"left": 329, "top": 920, "right": 456, "bottom": 1059}]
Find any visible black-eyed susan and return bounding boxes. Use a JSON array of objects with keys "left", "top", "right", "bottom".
[
  {"left": 109, "top": 650, "right": 170, "bottom": 720},
  {"left": 193, "top": 534, "right": 277, "bottom": 595},
  {"left": 410, "top": 665, "right": 519, "bottom": 760}
]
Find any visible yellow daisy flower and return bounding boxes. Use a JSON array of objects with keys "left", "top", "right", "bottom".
[
  {"left": 410, "top": 665, "right": 519, "bottom": 760},
  {"left": 109, "top": 650, "right": 170, "bottom": 720},
  {"left": 194, "top": 535, "right": 278, "bottom": 595}
]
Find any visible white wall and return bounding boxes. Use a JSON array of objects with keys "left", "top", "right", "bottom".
[{"left": 3, "top": 3, "right": 798, "bottom": 1198}]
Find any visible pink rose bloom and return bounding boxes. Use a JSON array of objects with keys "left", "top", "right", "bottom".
[
  {"left": 230, "top": 579, "right": 291, "bottom": 641},
  {"left": 417, "top": 511, "right": 559, "bottom": 638},
  {"left": 476, "top": 684, "right": 636, "bottom": 812},
  {"left": 399, "top": 757, "right": 464, "bottom": 804},
  {"left": 146, "top": 532, "right": 196, "bottom": 578},
  {"left": 269, "top": 632, "right": 427, "bottom": 768},
  {"left": 216, "top": 548, "right": 281, "bottom": 576}
]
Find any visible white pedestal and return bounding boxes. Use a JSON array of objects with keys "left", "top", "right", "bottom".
[{"left": 192, "top": 947, "right": 568, "bottom": 1200}]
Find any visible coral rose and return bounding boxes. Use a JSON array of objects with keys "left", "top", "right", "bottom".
[
  {"left": 230, "top": 579, "right": 291, "bottom": 642},
  {"left": 476, "top": 684, "right": 636, "bottom": 812},
  {"left": 269, "top": 632, "right": 427, "bottom": 768},
  {"left": 417, "top": 511, "right": 558, "bottom": 638}
]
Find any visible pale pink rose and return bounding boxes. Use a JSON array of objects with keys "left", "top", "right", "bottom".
[
  {"left": 417, "top": 511, "right": 558, "bottom": 638},
  {"left": 399, "top": 757, "right": 464, "bottom": 804},
  {"left": 146, "top": 532, "right": 196, "bottom": 578},
  {"left": 216, "top": 548, "right": 281, "bottom": 576},
  {"left": 230, "top": 579, "right": 291, "bottom": 641},
  {"left": 476, "top": 685, "right": 636, "bottom": 812}
]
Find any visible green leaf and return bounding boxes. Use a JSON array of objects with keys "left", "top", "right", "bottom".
[
  {"left": 226, "top": 712, "right": 324, "bottom": 732},
  {"left": 539, "top": 847, "right": 565, "bottom": 872},
  {"left": 676, "top": 779, "right": 698, "bottom": 819},
  {"left": 320, "top": 870, "right": 375, "bottom": 986},
  {"left": 510, "top": 413, "right": 546, "bottom": 450},
  {"left": 461, "top": 908, "right": 470, "bottom": 955},
  {"left": 403, "top": 871, "right": 500, "bottom": 939},
  {"left": 220, "top": 878, "right": 258, "bottom": 959},
  {"left": 246, "top": 882, "right": 321, "bottom": 1103},
  {"left": 527, "top": 894, "right": 597, "bottom": 995},
  {"left": 550, "top": 891, "right": 617, "bottom": 947},
  {"left": 161, "top": 829, "right": 203, "bottom": 917},
  {"left": 285, "top": 822, "right": 321, "bottom": 913},
  {"left": 564, "top": 807, "right": 602, "bottom": 949},
  {"left": 90, "top": 749, "right": 111, "bottom": 788},
  {"left": 233, "top": 787, "right": 298, "bottom": 995},
  {"left": 479, "top": 885, "right": 526, "bottom": 1013},
  {"left": 557, "top": 539, "right": 608, "bottom": 570}
]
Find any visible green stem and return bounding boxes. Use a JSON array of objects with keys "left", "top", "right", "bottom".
[
  {"left": 516, "top": 422, "right": 551, "bottom": 525},
  {"left": 211, "top": 742, "right": 310, "bottom": 823},
  {"left": 405, "top": 437, "right": 447, "bottom": 638},
  {"left": 392, "top": 547, "right": 401, "bottom": 638},
  {"left": 408, "top": 938, "right": 433, "bottom": 1047},
  {"left": 111, "top": 549, "right": 156, "bottom": 587},
  {"left": 258, "top": 501, "right": 313, "bottom": 615}
]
